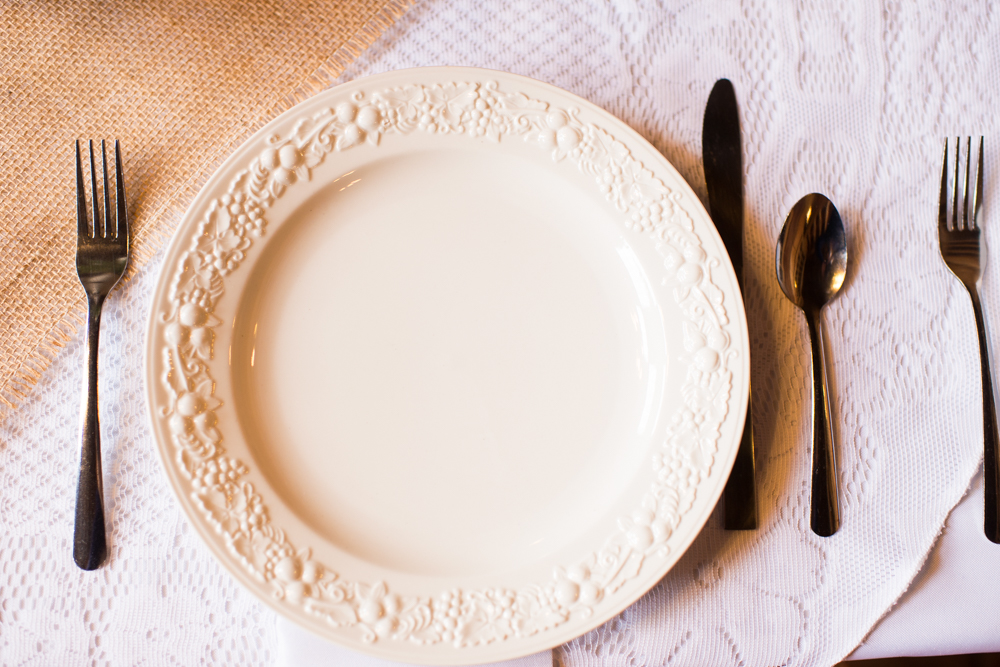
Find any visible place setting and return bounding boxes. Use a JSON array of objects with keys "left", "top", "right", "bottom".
[
  {"left": 64, "top": 65, "right": 996, "bottom": 666},
  {"left": 4, "top": 3, "right": 1000, "bottom": 665}
]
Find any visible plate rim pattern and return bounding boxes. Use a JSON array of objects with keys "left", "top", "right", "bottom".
[{"left": 147, "top": 68, "right": 745, "bottom": 658}]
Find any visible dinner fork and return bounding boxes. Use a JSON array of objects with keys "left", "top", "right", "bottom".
[
  {"left": 74, "top": 140, "right": 130, "bottom": 569},
  {"left": 937, "top": 136, "right": 999, "bottom": 544}
]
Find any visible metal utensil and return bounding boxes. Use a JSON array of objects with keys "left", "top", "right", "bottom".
[
  {"left": 937, "top": 136, "right": 999, "bottom": 544},
  {"left": 776, "top": 193, "right": 847, "bottom": 537},
  {"left": 702, "top": 78, "right": 758, "bottom": 530},
  {"left": 74, "top": 139, "right": 130, "bottom": 570}
]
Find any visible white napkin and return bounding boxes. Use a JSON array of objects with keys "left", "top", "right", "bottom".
[
  {"left": 276, "top": 618, "right": 551, "bottom": 667},
  {"left": 851, "top": 468, "right": 1000, "bottom": 658}
]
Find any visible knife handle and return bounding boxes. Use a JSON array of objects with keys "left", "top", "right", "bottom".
[{"left": 724, "top": 393, "right": 758, "bottom": 530}]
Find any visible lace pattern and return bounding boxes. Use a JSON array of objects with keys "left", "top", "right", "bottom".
[{"left": 3, "top": 0, "right": 998, "bottom": 664}]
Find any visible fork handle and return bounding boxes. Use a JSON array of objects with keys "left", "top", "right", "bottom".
[
  {"left": 74, "top": 295, "right": 108, "bottom": 570},
  {"left": 969, "top": 288, "right": 1000, "bottom": 543},
  {"left": 805, "top": 306, "right": 840, "bottom": 537}
]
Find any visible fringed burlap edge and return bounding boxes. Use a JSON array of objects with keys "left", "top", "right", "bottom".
[{"left": 0, "top": 0, "right": 417, "bottom": 420}]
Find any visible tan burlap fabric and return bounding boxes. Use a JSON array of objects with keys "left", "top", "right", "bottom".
[{"left": 0, "top": 0, "right": 414, "bottom": 415}]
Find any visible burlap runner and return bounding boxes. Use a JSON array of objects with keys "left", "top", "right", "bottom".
[{"left": 0, "top": 0, "right": 414, "bottom": 415}]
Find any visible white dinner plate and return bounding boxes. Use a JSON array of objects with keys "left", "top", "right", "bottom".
[{"left": 145, "top": 67, "right": 749, "bottom": 664}]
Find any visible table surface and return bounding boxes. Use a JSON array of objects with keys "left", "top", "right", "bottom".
[{"left": 3, "top": 0, "right": 1000, "bottom": 665}]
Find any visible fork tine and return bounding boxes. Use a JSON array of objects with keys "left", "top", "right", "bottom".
[
  {"left": 939, "top": 138, "right": 950, "bottom": 235},
  {"left": 114, "top": 140, "right": 128, "bottom": 242},
  {"left": 963, "top": 136, "right": 972, "bottom": 231},
  {"left": 953, "top": 136, "right": 961, "bottom": 230},
  {"left": 973, "top": 136, "right": 984, "bottom": 230},
  {"left": 88, "top": 140, "right": 102, "bottom": 238},
  {"left": 100, "top": 140, "right": 111, "bottom": 240},
  {"left": 76, "top": 140, "right": 89, "bottom": 237}
]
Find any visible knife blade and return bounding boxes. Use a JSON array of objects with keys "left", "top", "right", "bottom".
[{"left": 702, "top": 78, "right": 758, "bottom": 530}]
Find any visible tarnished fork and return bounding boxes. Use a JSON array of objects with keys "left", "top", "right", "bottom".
[
  {"left": 74, "top": 140, "right": 130, "bottom": 569},
  {"left": 937, "top": 136, "right": 998, "bottom": 543}
]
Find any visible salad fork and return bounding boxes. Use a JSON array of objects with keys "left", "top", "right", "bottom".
[
  {"left": 937, "top": 136, "right": 999, "bottom": 544},
  {"left": 74, "top": 140, "right": 130, "bottom": 569}
]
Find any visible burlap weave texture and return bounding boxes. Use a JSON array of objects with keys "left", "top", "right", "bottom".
[{"left": 0, "top": 0, "right": 414, "bottom": 414}]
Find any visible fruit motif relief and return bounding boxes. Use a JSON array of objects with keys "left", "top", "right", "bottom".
[{"left": 156, "top": 81, "right": 737, "bottom": 648}]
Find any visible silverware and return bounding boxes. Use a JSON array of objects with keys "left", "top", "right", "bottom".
[
  {"left": 702, "top": 78, "right": 758, "bottom": 530},
  {"left": 776, "top": 193, "right": 848, "bottom": 537},
  {"left": 74, "top": 139, "right": 130, "bottom": 570},
  {"left": 937, "top": 136, "right": 999, "bottom": 544}
]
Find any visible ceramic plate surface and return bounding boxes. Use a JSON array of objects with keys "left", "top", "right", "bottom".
[{"left": 146, "top": 67, "right": 749, "bottom": 664}]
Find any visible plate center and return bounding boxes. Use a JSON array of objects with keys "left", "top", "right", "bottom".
[{"left": 233, "top": 148, "right": 662, "bottom": 576}]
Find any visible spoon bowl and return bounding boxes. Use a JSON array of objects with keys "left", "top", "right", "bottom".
[
  {"left": 776, "top": 193, "right": 848, "bottom": 311},
  {"left": 776, "top": 193, "right": 848, "bottom": 537}
]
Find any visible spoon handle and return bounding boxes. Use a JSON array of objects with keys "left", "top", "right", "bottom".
[
  {"left": 805, "top": 307, "right": 840, "bottom": 537},
  {"left": 968, "top": 287, "right": 1000, "bottom": 543}
]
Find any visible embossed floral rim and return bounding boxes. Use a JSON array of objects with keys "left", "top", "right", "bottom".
[{"left": 148, "top": 68, "right": 747, "bottom": 662}]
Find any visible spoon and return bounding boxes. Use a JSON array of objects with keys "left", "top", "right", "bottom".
[{"left": 776, "top": 193, "right": 848, "bottom": 537}]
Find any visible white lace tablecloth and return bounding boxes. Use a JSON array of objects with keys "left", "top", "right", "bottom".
[{"left": 3, "top": 0, "right": 1000, "bottom": 665}]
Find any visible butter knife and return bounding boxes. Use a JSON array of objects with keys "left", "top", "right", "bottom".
[{"left": 702, "top": 78, "right": 758, "bottom": 530}]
